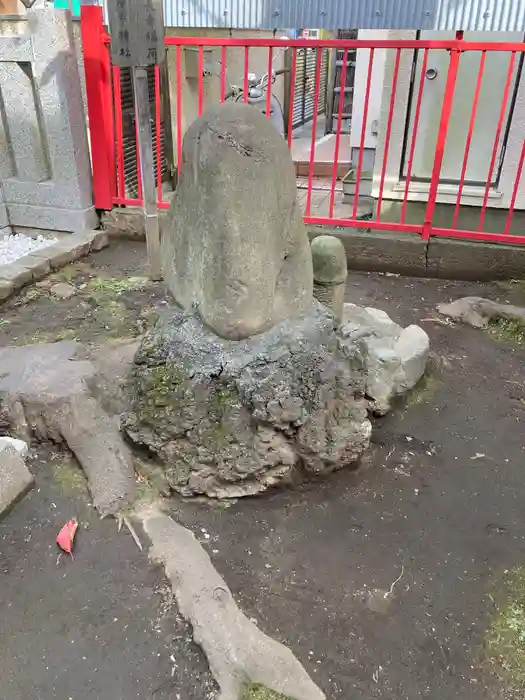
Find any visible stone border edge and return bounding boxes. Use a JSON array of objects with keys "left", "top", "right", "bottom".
[
  {"left": 0, "top": 230, "right": 109, "bottom": 304},
  {"left": 309, "top": 226, "right": 525, "bottom": 282},
  {"left": 101, "top": 207, "right": 525, "bottom": 282}
]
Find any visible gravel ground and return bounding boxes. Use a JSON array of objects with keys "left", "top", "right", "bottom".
[{"left": 0, "top": 234, "right": 57, "bottom": 265}]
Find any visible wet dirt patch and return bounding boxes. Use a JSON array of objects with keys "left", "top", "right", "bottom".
[{"left": 0, "top": 242, "right": 169, "bottom": 347}]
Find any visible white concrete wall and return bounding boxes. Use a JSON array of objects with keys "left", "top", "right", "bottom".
[
  {"left": 349, "top": 30, "right": 388, "bottom": 158},
  {"left": 372, "top": 30, "right": 525, "bottom": 212}
]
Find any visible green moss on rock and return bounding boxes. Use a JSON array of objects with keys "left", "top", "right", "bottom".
[
  {"left": 242, "top": 684, "right": 294, "bottom": 700},
  {"left": 142, "top": 364, "right": 186, "bottom": 404}
]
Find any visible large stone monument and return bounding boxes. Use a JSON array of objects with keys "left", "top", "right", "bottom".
[
  {"left": 123, "top": 104, "right": 372, "bottom": 497},
  {"left": 161, "top": 103, "right": 313, "bottom": 340}
]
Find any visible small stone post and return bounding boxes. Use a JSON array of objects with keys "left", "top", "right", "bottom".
[{"left": 311, "top": 235, "right": 348, "bottom": 322}]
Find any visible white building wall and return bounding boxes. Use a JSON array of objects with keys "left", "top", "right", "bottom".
[
  {"left": 372, "top": 30, "right": 525, "bottom": 212},
  {"left": 349, "top": 30, "right": 388, "bottom": 163}
]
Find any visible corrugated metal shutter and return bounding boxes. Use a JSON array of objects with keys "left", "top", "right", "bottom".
[
  {"left": 291, "top": 47, "right": 329, "bottom": 129},
  {"left": 95, "top": 0, "right": 525, "bottom": 31},
  {"left": 119, "top": 67, "right": 166, "bottom": 200},
  {"left": 157, "top": 0, "right": 525, "bottom": 32}
]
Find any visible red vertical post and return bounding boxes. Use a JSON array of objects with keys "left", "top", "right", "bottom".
[
  {"left": 452, "top": 51, "right": 486, "bottom": 228},
  {"left": 154, "top": 64, "right": 162, "bottom": 204},
  {"left": 329, "top": 48, "right": 348, "bottom": 217},
  {"left": 305, "top": 48, "right": 323, "bottom": 217},
  {"left": 266, "top": 47, "right": 273, "bottom": 119},
  {"left": 376, "top": 48, "right": 401, "bottom": 219},
  {"left": 243, "top": 46, "right": 249, "bottom": 103},
  {"left": 504, "top": 137, "right": 525, "bottom": 235},
  {"left": 220, "top": 46, "right": 227, "bottom": 103},
  {"left": 401, "top": 48, "right": 428, "bottom": 223},
  {"left": 287, "top": 48, "right": 297, "bottom": 149},
  {"left": 134, "top": 117, "right": 143, "bottom": 202},
  {"left": 478, "top": 52, "right": 516, "bottom": 232},
  {"left": 422, "top": 36, "right": 462, "bottom": 240},
  {"left": 81, "top": 4, "right": 115, "bottom": 209},
  {"left": 176, "top": 45, "right": 183, "bottom": 175},
  {"left": 353, "top": 48, "right": 374, "bottom": 220},
  {"left": 112, "top": 66, "right": 125, "bottom": 200},
  {"left": 198, "top": 45, "right": 204, "bottom": 116}
]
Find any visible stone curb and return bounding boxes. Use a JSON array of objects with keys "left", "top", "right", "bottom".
[
  {"left": 0, "top": 445, "right": 34, "bottom": 519},
  {"left": 0, "top": 230, "right": 109, "bottom": 305},
  {"left": 103, "top": 207, "right": 525, "bottom": 282}
]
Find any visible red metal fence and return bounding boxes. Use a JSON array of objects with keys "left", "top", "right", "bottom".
[{"left": 81, "top": 5, "right": 525, "bottom": 246}]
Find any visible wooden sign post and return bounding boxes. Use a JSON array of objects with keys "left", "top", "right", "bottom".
[{"left": 107, "top": 0, "right": 165, "bottom": 280}]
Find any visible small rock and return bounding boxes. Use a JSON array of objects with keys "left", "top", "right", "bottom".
[
  {"left": 0, "top": 445, "right": 34, "bottom": 517},
  {"left": 0, "top": 436, "right": 29, "bottom": 458},
  {"left": 341, "top": 303, "right": 429, "bottom": 415},
  {"left": 36, "top": 279, "right": 53, "bottom": 289},
  {"left": 366, "top": 589, "right": 393, "bottom": 614},
  {"left": 50, "top": 282, "right": 76, "bottom": 299},
  {"left": 437, "top": 296, "right": 525, "bottom": 328}
]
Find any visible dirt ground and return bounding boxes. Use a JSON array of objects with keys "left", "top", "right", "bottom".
[
  {"left": 0, "top": 446, "right": 216, "bottom": 700},
  {"left": 3, "top": 240, "right": 525, "bottom": 699}
]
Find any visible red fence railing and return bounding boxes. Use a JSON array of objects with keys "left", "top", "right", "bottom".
[{"left": 81, "top": 5, "right": 525, "bottom": 245}]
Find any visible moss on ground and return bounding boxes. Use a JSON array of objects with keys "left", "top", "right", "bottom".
[
  {"left": 242, "top": 684, "right": 294, "bottom": 700},
  {"left": 484, "top": 566, "right": 525, "bottom": 695},
  {"left": 51, "top": 459, "right": 88, "bottom": 495},
  {"left": 88, "top": 276, "right": 148, "bottom": 296},
  {"left": 488, "top": 318, "right": 525, "bottom": 347},
  {"left": 402, "top": 356, "right": 442, "bottom": 409},
  {"left": 403, "top": 372, "right": 439, "bottom": 408}
]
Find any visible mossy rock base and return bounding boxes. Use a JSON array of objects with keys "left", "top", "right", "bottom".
[{"left": 122, "top": 303, "right": 371, "bottom": 499}]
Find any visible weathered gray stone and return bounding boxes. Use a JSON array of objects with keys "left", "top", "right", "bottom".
[
  {"left": 50, "top": 282, "right": 76, "bottom": 299},
  {"left": 89, "top": 229, "right": 109, "bottom": 252},
  {"left": 311, "top": 235, "right": 347, "bottom": 322},
  {"left": 0, "top": 436, "right": 29, "bottom": 458},
  {"left": 161, "top": 103, "right": 313, "bottom": 341},
  {"left": 437, "top": 296, "right": 525, "bottom": 328},
  {"left": 341, "top": 303, "right": 429, "bottom": 415},
  {"left": 0, "top": 278, "right": 14, "bottom": 300},
  {"left": 14, "top": 252, "right": 51, "bottom": 281},
  {"left": 123, "top": 302, "right": 371, "bottom": 498},
  {"left": 0, "top": 445, "right": 33, "bottom": 518},
  {"left": 0, "top": 8, "right": 97, "bottom": 233},
  {"left": 101, "top": 208, "right": 149, "bottom": 240},
  {"left": 0, "top": 262, "right": 32, "bottom": 289},
  {"left": 45, "top": 238, "right": 91, "bottom": 269}
]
